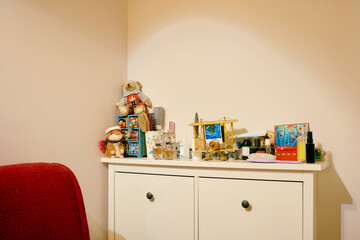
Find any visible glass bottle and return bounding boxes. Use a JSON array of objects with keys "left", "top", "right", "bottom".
[
  {"left": 265, "top": 138, "right": 274, "bottom": 154},
  {"left": 241, "top": 138, "right": 252, "bottom": 160},
  {"left": 306, "top": 131, "right": 315, "bottom": 163},
  {"left": 251, "top": 138, "right": 262, "bottom": 154},
  {"left": 180, "top": 135, "right": 190, "bottom": 159},
  {"left": 152, "top": 137, "right": 164, "bottom": 160},
  {"left": 164, "top": 138, "right": 176, "bottom": 160},
  {"left": 297, "top": 128, "right": 307, "bottom": 162}
]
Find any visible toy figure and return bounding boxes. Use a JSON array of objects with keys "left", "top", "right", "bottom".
[
  {"left": 99, "top": 126, "right": 126, "bottom": 158},
  {"left": 203, "top": 139, "right": 227, "bottom": 161},
  {"left": 118, "top": 119, "right": 126, "bottom": 128}
]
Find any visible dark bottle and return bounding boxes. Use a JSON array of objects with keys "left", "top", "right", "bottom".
[
  {"left": 306, "top": 131, "right": 315, "bottom": 163},
  {"left": 251, "top": 138, "right": 262, "bottom": 154},
  {"left": 242, "top": 138, "right": 252, "bottom": 160}
]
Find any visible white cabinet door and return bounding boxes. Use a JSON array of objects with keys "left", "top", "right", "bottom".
[
  {"left": 199, "top": 177, "right": 302, "bottom": 240},
  {"left": 114, "top": 172, "right": 194, "bottom": 240}
]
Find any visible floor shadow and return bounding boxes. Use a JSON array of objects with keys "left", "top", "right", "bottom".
[{"left": 317, "top": 152, "right": 352, "bottom": 240}]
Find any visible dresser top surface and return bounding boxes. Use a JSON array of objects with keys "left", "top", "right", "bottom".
[{"left": 101, "top": 157, "right": 329, "bottom": 171}]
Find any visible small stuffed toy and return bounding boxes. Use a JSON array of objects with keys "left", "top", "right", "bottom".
[
  {"left": 203, "top": 139, "right": 227, "bottom": 161},
  {"left": 116, "top": 80, "right": 152, "bottom": 116},
  {"left": 98, "top": 126, "right": 125, "bottom": 158},
  {"left": 208, "top": 140, "right": 221, "bottom": 151}
]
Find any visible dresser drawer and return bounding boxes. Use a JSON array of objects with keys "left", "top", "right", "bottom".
[
  {"left": 199, "top": 177, "right": 303, "bottom": 240},
  {"left": 114, "top": 172, "right": 194, "bottom": 240}
]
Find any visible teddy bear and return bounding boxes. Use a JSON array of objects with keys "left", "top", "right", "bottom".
[
  {"left": 116, "top": 80, "right": 152, "bottom": 116},
  {"left": 99, "top": 126, "right": 126, "bottom": 158},
  {"left": 203, "top": 139, "right": 227, "bottom": 161}
]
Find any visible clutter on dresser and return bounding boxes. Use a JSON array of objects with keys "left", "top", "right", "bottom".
[
  {"left": 234, "top": 130, "right": 276, "bottom": 161},
  {"left": 189, "top": 117, "right": 238, "bottom": 161},
  {"left": 100, "top": 83, "right": 323, "bottom": 163},
  {"left": 234, "top": 122, "right": 321, "bottom": 164}
]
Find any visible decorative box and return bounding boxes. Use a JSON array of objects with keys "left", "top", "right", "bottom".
[
  {"left": 275, "top": 147, "right": 297, "bottom": 161},
  {"left": 117, "top": 114, "right": 146, "bottom": 158},
  {"left": 274, "top": 123, "right": 309, "bottom": 161}
]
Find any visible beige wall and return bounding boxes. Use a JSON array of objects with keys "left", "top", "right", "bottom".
[
  {"left": 127, "top": 0, "right": 360, "bottom": 239},
  {"left": 0, "top": 0, "right": 127, "bottom": 239},
  {"left": 1, "top": 0, "right": 360, "bottom": 239}
]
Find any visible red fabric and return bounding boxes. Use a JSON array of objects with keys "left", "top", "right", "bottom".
[{"left": 0, "top": 163, "right": 90, "bottom": 240}]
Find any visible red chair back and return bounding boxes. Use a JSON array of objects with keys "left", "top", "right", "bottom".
[{"left": 0, "top": 163, "right": 90, "bottom": 240}]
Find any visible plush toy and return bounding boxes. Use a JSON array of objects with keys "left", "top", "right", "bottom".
[
  {"left": 116, "top": 80, "right": 152, "bottom": 116},
  {"left": 208, "top": 140, "right": 221, "bottom": 151},
  {"left": 203, "top": 139, "right": 227, "bottom": 161},
  {"left": 98, "top": 126, "right": 125, "bottom": 158}
]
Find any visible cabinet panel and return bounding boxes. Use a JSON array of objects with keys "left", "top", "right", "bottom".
[
  {"left": 199, "top": 177, "right": 302, "bottom": 240},
  {"left": 114, "top": 172, "right": 194, "bottom": 240}
]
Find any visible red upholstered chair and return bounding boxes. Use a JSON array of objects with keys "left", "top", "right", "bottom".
[{"left": 0, "top": 163, "right": 90, "bottom": 240}]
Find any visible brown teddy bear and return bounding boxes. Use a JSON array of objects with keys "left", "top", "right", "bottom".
[
  {"left": 116, "top": 80, "right": 152, "bottom": 116},
  {"left": 103, "top": 126, "right": 125, "bottom": 158}
]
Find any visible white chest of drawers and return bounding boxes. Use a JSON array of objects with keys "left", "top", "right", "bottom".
[{"left": 102, "top": 158, "right": 328, "bottom": 240}]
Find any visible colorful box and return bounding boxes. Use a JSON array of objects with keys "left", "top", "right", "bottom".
[
  {"left": 275, "top": 147, "right": 297, "bottom": 161},
  {"left": 274, "top": 123, "right": 309, "bottom": 161},
  {"left": 117, "top": 114, "right": 146, "bottom": 158}
]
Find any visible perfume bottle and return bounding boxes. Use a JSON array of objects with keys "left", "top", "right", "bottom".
[
  {"left": 297, "top": 128, "right": 307, "bottom": 162},
  {"left": 265, "top": 138, "right": 274, "bottom": 154},
  {"left": 242, "top": 138, "right": 251, "bottom": 160},
  {"left": 152, "top": 137, "right": 164, "bottom": 160},
  {"left": 163, "top": 138, "right": 177, "bottom": 160},
  {"left": 306, "top": 131, "right": 315, "bottom": 163}
]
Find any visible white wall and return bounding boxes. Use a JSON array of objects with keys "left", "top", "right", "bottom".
[
  {"left": 127, "top": 0, "right": 360, "bottom": 239},
  {"left": 0, "top": 0, "right": 127, "bottom": 239}
]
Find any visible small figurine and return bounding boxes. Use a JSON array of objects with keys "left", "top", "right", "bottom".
[
  {"left": 203, "top": 139, "right": 227, "bottom": 161},
  {"left": 99, "top": 126, "right": 126, "bottom": 158},
  {"left": 118, "top": 119, "right": 126, "bottom": 128}
]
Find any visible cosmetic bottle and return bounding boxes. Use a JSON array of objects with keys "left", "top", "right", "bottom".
[
  {"left": 164, "top": 138, "right": 177, "bottom": 160},
  {"left": 152, "top": 137, "right": 163, "bottom": 160},
  {"left": 251, "top": 138, "right": 262, "bottom": 154},
  {"left": 241, "top": 138, "right": 251, "bottom": 160},
  {"left": 153, "top": 143, "right": 163, "bottom": 160},
  {"left": 306, "top": 131, "right": 315, "bottom": 163},
  {"left": 180, "top": 135, "right": 189, "bottom": 159},
  {"left": 297, "top": 128, "right": 307, "bottom": 162},
  {"left": 265, "top": 138, "right": 273, "bottom": 154}
]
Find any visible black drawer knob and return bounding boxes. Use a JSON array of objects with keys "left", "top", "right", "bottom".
[
  {"left": 146, "top": 192, "right": 153, "bottom": 200},
  {"left": 241, "top": 200, "right": 250, "bottom": 209}
]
